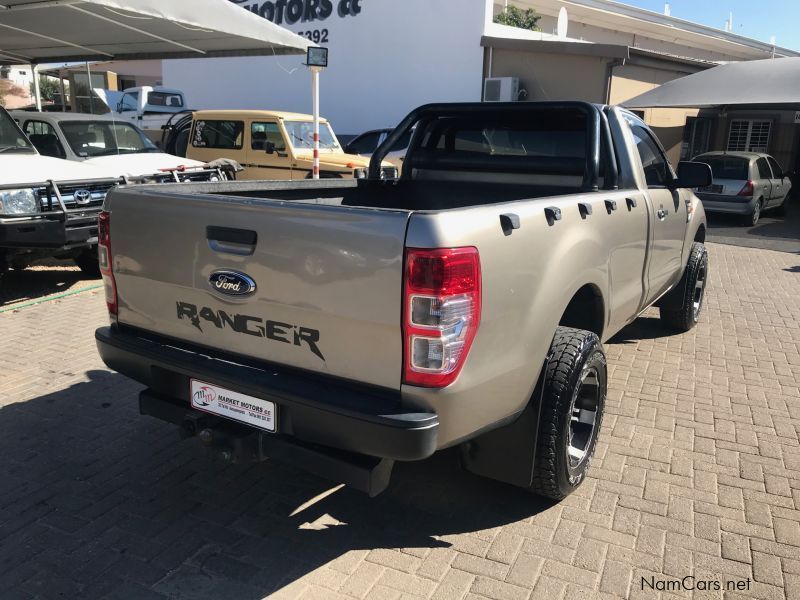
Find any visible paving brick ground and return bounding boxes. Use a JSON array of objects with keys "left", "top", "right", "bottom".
[{"left": 1, "top": 241, "right": 799, "bottom": 600}]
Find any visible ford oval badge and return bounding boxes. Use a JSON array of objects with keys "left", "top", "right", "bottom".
[{"left": 209, "top": 270, "right": 256, "bottom": 296}]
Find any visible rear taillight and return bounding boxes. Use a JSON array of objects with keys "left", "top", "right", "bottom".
[
  {"left": 403, "top": 247, "right": 481, "bottom": 387},
  {"left": 738, "top": 180, "right": 755, "bottom": 196},
  {"left": 98, "top": 210, "right": 117, "bottom": 319}
]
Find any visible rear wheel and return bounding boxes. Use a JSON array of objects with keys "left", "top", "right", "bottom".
[
  {"left": 659, "top": 242, "right": 708, "bottom": 332},
  {"left": 529, "top": 327, "right": 606, "bottom": 500},
  {"left": 744, "top": 199, "right": 762, "bottom": 226},
  {"left": 74, "top": 248, "right": 100, "bottom": 277}
]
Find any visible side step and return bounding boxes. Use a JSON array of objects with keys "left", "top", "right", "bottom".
[{"left": 139, "top": 389, "right": 395, "bottom": 497}]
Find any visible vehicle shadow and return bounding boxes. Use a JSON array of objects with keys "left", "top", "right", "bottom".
[
  {"left": 608, "top": 315, "right": 673, "bottom": 344},
  {"left": 0, "top": 371, "right": 553, "bottom": 599},
  {"left": 0, "top": 259, "right": 99, "bottom": 307}
]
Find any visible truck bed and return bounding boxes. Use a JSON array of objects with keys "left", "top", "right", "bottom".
[{"left": 150, "top": 179, "right": 584, "bottom": 212}]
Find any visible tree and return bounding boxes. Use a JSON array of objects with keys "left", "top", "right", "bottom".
[
  {"left": 29, "top": 75, "right": 63, "bottom": 102},
  {"left": 494, "top": 5, "right": 541, "bottom": 31}
]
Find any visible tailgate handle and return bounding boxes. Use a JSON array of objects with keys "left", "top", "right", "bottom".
[{"left": 207, "top": 226, "right": 257, "bottom": 256}]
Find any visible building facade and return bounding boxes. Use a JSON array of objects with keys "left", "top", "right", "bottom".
[{"left": 163, "top": 0, "right": 799, "bottom": 161}]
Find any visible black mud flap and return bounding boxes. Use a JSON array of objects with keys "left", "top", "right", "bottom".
[{"left": 459, "top": 357, "right": 548, "bottom": 489}]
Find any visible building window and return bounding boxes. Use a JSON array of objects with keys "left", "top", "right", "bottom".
[
  {"left": 727, "top": 119, "right": 771, "bottom": 153},
  {"left": 681, "top": 117, "right": 711, "bottom": 160}
]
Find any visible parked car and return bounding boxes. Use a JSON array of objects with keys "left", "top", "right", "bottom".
[
  {"left": 0, "top": 107, "right": 119, "bottom": 277},
  {"left": 95, "top": 102, "right": 709, "bottom": 500},
  {"left": 692, "top": 151, "right": 792, "bottom": 225},
  {"left": 344, "top": 127, "right": 410, "bottom": 173},
  {"left": 11, "top": 111, "right": 220, "bottom": 182},
  {"left": 94, "top": 86, "right": 188, "bottom": 141},
  {"left": 175, "top": 110, "right": 397, "bottom": 180}
]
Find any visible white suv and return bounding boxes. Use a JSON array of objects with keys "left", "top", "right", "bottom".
[{"left": 0, "top": 106, "right": 119, "bottom": 277}]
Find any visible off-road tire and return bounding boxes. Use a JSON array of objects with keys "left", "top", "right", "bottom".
[
  {"left": 659, "top": 242, "right": 708, "bottom": 333},
  {"left": 530, "top": 327, "right": 606, "bottom": 500},
  {"left": 74, "top": 249, "right": 100, "bottom": 277}
]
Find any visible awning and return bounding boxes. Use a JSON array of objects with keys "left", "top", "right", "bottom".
[
  {"left": 0, "top": 0, "right": 309, "bottom": 65},
  {"left": 624, "top": 57, "right": 800, "bottom": 108}
]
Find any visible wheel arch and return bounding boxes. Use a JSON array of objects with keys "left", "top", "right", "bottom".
[{"left": 558, "top": 284, "right": 605, "bottom": 340}]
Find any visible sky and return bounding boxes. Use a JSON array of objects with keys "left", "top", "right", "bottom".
[{"left": 617, "top": 0, "right": 800, "bottom": 51}]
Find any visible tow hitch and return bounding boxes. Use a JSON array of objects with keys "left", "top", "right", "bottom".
[{"left": 140, "top": 389, "right": 395, "bottom": 497}]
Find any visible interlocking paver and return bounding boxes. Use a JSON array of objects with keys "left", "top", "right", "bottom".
[{"left": 2, "top": 241, "right": 800, "bottom": 598}]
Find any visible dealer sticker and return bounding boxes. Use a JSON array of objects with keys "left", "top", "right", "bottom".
[{"left": 190, "top": 379, "right": 276, "bottom": 432}]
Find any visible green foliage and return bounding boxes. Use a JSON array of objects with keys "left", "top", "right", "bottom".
[
  {"left": 29, "top": 75, "right": 64, "bottom": 102},
  {"left": 494, "top": 5, "right": 542, "bottom": 31}
]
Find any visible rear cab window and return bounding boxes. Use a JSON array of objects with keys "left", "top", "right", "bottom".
[
  {"left": 192, "top": 120, "right": 244, "bottom": 149},
  {"left": 147, "top": 92, "right": 183, "bottom": 109}
]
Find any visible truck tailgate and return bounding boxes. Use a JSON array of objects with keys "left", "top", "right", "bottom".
[{"left": 107, "top": 188, "right": 409, "bottom": 389}]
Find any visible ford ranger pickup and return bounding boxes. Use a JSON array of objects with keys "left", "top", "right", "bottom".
[{"left": 95, "top": 102, "right": 711, "bottom": 499}]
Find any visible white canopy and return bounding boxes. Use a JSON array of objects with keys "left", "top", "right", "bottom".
[
  {"left": 0, "top": 0, "right": 310, "bottom": 65},
  {"left": 625, "top": 57, "right": 800, "bottom": 108}
]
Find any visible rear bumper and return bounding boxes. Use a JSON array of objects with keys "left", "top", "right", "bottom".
[
  {"left": 95, "top": 325, "right": 438, "bottom": 462},
  {"left": 696, "top": 194, "right": 755, "bottom": 215},
  {"left": 0, "top": 212, "right": 99, "bottom": 250}
]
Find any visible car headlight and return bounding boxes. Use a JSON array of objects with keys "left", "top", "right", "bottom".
[{"left": 0, "top": 188, "right": 37, "bottom": 215}]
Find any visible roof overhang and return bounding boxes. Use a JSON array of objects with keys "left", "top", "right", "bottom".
[
  {"left": 624, "top": 57, "right": 800, "bottom": 108},
  {"left": 0, "top": 0, "right": 310, "bottom": 65},
  {"left": 508, "top": 0, "right": 800, "bottom": 61},
  {"left": 481, "top": 36, "right": 629, "bottom": 60}
]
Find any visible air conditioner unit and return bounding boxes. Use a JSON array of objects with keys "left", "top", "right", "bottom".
[{"left": 483, "top": 77, "right": 520, "bottom": 102}]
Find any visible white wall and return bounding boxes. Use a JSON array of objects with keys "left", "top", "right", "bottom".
[{"left": 163, "top": 0, "right": 489, "bottom": 135}]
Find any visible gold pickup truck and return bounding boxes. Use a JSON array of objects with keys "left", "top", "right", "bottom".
[{"left": 185, "top": 110, "right": 397, "bottom": 180}]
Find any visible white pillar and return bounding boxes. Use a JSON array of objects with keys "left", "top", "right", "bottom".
[
  {"left": 311, "top": 66, "right": 321, "bottom": 179},
  {"left": 31, "top": 64, "right": 42, "bottom": 111}
]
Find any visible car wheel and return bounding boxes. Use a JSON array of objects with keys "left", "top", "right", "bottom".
[
  {"left": 529, "top": 326, "right": 606, "bottom": 500},
  {"left": 74, "top": 249, "right": 100, "bottom": 277},
  {"left": 659, "top": 242, "right": 708, "bottom": 333},
  {"left": 745, "top": 199, "right": 762, "bottom": 226}
]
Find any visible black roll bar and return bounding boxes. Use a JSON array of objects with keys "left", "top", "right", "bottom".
[{"left": 369, "top": 101, "right": 619, "bottom": 191}]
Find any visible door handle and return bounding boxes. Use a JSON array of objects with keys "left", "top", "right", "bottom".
[
  {"left": 657, "top": 208, "right": 668, "bottom": 220},
  {"left": 206, "top": 226, "right": 257, "bottom": 256}
]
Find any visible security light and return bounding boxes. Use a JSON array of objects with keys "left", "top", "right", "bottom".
[{"left": 306, "top": 47, "right": 328, "bottom": 68}]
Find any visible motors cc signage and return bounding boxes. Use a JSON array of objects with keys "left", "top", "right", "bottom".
[{"left": 231, "top": 0, "right": 362, "bottom": 25}]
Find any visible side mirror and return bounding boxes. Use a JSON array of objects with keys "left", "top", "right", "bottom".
[
  {"left": 783, "top": 169, "right": 794, "bottom": 179},
  {"left": 264, "top": 141, "right": 275, "bottom": 155},
  {"left": 674, "top": 161, "right": 712, "bottom": 189}
]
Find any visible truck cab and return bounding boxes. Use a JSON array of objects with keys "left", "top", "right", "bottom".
[
  {"left": 185, "top": 110, "right": 397, "bottom": 180},
  {"left": 115, "top": 86, "right": 186, "bottom": 118}
]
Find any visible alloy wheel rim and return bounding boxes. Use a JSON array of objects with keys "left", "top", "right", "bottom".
[
  {"left": 567, "top": 365, "right": 600, "bottom": 468},
  {"left": 753, "top": 202, "right": 761, "bottom": 225}
]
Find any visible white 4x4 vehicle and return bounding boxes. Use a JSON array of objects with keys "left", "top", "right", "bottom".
[
  {"left": 0, "top": 106, "right": 119, "bottom": 277},
  {"left": 11, "top": 111, "right": 216, "bottom": 182}
]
